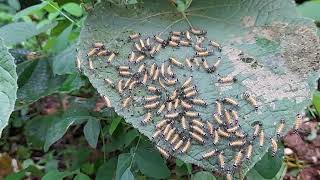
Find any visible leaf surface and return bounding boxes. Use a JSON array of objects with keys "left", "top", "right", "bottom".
[
  {"left": 77, "top": 0, "right": 319, "bottom": 177},
  {"left": 0, "top": 38, "right": 17, "bottom": 136}
]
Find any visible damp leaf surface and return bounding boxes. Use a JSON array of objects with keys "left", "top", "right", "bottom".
[{"left": 77, "top": 0, "right": 319, "bottom": 177}]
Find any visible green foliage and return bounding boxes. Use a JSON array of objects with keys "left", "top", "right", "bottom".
[
  {"left": 115, "top": 153, "right": 132, "bottom": 180},
  {"left": 0, "top": 38, "right": 17, "bottom": 136},
  {"left": 83, "top": 119, "right": 101, "bottom": 148},
  {"left": 0, "top": 22, "right": 56, "bottom": 46},
  {"left": 191, "top": 171, "right": 216, "bottom": 180},
  {"left": 313, "top": 90, "right": 320, "bottom": 114},
  {"left": 96, "top": 157, "right": 118, "bottom": 180},
  {"left": 62, "top": 3, "right": 83, "bottom": 17},
  {"left": 16, "top": 58, "right": 84, "bottom": 110},
  {"left": 135, "top": 145, "right": 171, "bottom": 178},
  {"left": 120, "top": 168, "right": 135, "bottom": 180},
  {"left": 44, "top": 105, "right": 96, "bottom": 151}
]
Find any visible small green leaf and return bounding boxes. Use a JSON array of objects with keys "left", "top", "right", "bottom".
[
  {"left": 109, "top": 116, "right": 122, "bottom": 135},
  {"left": 4, "top": 171, "right": 25, "bottom": 180},
  {"left": 43, "top": 107, "right": 93, "bottom": 152},
  {"left": 52, "top": 24, "right": 73, "bottom": 53},
  {"left": 52, "top": 44, "right": 77, "bottom": 75},
  {"left": 24, "top": 115, "right": 55, "bottom": 148},
  {"left": 120, "top": 168, "right": 134, "bottom": 180},
  {"left": 313, "top": 91, "right": 320, "bottom": 114},
  {"left": 69, "top": 148, "right": 91, "bottom": 170},
  {"left": 81, "top": 163, "right": 95, "bottom": 175},
  {"left": 58, "top": 73, "right": 85, "bottom": 92},
  {"left": 42, "top": 170, "right": 72, "bottom": 180},
  {"left": 176, "top": 159, "right": 185, "bottom": 167},
  {"left": 84, "top": 119, "right": 101, "bottom": 148},
  {"left": 135, "top": 147, "right": 170, "bottom": 178},
  {"left": 0, "top": 38, "right": 17, "bottom": 137},
  {"left": 192, "top": 171, "right": 216, "bottom": 180},
  {"left": 44, "top": 117, "right": 75, "bottom": 152},
  {"left": 115, "top": 153, "right": 132, "bottom": 180},
  {"left": 74, "top": 173, "right": 91, "bottom": 180},
  {"left": 249, "top": 152, "right": 283, "bottom": 179},
  {"left": 123, "top": 129, "right": 139, "bottom": 147},
  {"left": 62, "top": 3, "right": 83, "bottom": 17},
  {"left": 96, "top": 157, "right": 118, "bottom": 180},
  {"left": 13, "top": 1, "right": 48, "bottom": 20},
  {"left": 246, "top": 162, "right": 287, "bottom": 180}
]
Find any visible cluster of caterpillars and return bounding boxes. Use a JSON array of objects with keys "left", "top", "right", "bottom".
[{"left": 80, "top": 27, "right": 304, "bottom": 180}]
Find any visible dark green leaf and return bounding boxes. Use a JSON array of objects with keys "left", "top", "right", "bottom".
[
  {"left": 96, "top": 157, "right": 118, "bottom": 180},
  {"left": 58, "top": 73, "right": 85, "bottom": 92},
  {"left": 115, "top": 153, "right": 132, "bottom": 180},
  {"left": 4, "top": 171, "right": 25, "bottom": 180},
  {"left": 52, "top": 24, "right": 73, "bottom": 53},
  {"left": 0, "top": 38, "right": 17, "bottom": 136},
  {"left": 246, "top": 162, "right": 287, "bottom": 180},
  {"left": 69, "top": 148, "right": 91, "bottom": 170},
  {"left": 192, "top": 171, "right": 216, "bottom": 180},
  {"left": 74, "top": 173, "right": 91, "bottom": 180},
  {"left": 44, "top": 116, "right": 75, "bottom": 152},
  {"left": 16, "top": 59, "right": 83, "bottom": 109},
  {"left": 120, "top": 168, "right": 134, "bottom": 180},
  {"left": 313, "top": 91, "right": 320, "bottom": 114},
  {"left": 249, "top": 152, "right": 283, "bottom": 179},
  {"left": 135, "top": 147, "right": 170, "bottom": 178},
  {"left": 81, "top": 163, "right": 95, "bottom": 175},
  {"left": 109, "top": 116, "right": 122, "bottom": 135},
  {"left": 84, "top": 119, "right": 101, "bottom": 148},
  {"left": 43, "top": 109, "right": 93, "bottom": 151},
  {"left": 62, "top": 3, "right": 83, "bottom": 17},
  {"left": 52, "top": 44, "right": 77, "bottom": 75},
  {"left": 16, "top": 59, "right": 65, "bottom": 109},
  {"left": 24, "top": 115, "right": 55, "bottom": 148},
  {"left": 123, "top": 129, "right": 139, "bottom": 147}
]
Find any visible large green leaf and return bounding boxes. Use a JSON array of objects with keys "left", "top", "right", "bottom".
[
  {"left": 16, "top": 59, "right": 83, "bottom": 109},
  {"left": 77, "top": 0, "right": 319, "bottom": 178},
  {"left": 135, "top": 145, "right": 171, "bottom": 178},
  {"left": 0, "top": 22, "right": 57, "bottom": 46},
  {"left": 96, "top": 157, "right": 117, "bottom": 180},
  {"left": 43, "top": 106, "right": 95, "bottom": 152},
  {"left": 0, "top": 38, "right": 17, "bottom": 136},
  {"left": 83, "top": 118, "right": 101, "bottom": 148}
]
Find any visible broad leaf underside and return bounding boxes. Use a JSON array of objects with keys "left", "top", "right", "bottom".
[
  {"left": 0, "top": 38, "right": 18, "bottom": 136},
  {"left": 78, "top": 0, "right": 319, "bottom": 177}
]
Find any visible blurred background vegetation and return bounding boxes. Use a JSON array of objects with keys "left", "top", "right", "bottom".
[{"left": 0, "top": 0, "right": 319, "bottom": 179}]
